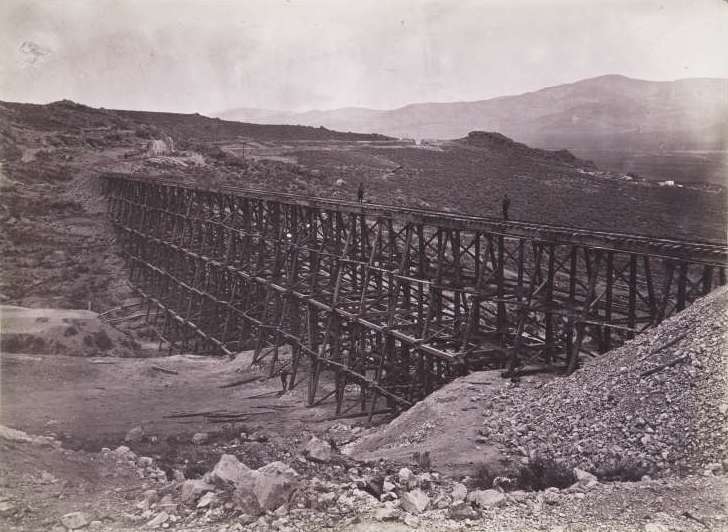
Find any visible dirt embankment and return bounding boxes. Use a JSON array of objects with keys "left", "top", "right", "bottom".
[{"left": 349, "top": 287, "right": 728, "bottom": 481}]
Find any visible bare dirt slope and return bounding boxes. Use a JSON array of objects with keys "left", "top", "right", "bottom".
[
  {"left": 0, "top": 349, "right": 364, "bottom": 449},
  {"left": 343, "top": 370, "right": 530, "bottom": 477}
]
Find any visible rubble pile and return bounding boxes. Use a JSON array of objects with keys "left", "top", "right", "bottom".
[{"left": 484, "top": 287, "right": 728, "bottom": 477}]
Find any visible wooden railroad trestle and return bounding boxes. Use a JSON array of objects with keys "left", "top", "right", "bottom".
[{"left": 102, "top": 174, "right": 727, "bottom": 417}]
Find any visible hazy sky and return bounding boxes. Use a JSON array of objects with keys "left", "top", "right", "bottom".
[{"left": 1, "top": 0, "right": 727, "bottom": 114}]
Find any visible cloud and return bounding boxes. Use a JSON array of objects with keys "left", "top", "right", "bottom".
[
  {"left": 0, "top": 0, "right": 726, "bottom": 113},
  {"left": 18, "top": 40, "right": 52, "bottom": 68}
]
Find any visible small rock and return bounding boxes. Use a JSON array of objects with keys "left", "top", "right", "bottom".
[
  {"left": 210, "top": 454, "right": 251, "bottom": 486},
  {"left": 398, "top": 467, "right": 413, "bottom": 484},
  {"left": 573, "top": 468, "right": 597, "bottom": 483},
  {"left": 364, "top": 475, "right": 385, "bottom": 498},
  {"left": 137, "top": 456, "right": 154, "bottom": 468},
  {"left": 400, "top": 488, "right": 429, "bottom": 514},
  {"left": 467, "top": 489, "right": 506, "bottom": 508},
  {"left": 61, "top": 512, "right": 90, "bottom": 530},
  {"left": 180, "top": 479, "right": 214, "bottom": 506},
  {"left": 112, "top": 445, "right": 135, "bottom": 458},
  {"left": 382, "top": 481, "right": 396, "bottom": 493},
  {"left": 644, "top": 523, "right": 669, "bottom": 532},
  {"left": 197, "top": 491, "right": 218, "bottom": 508},
  {"left": 449, "top": 502, "right": 479, "bottom": 521},
  {"left": 451, "top": 482, "right": 468, "bottom": 502},
  {"left": 403, "top": 514, "right": 420, "bottom": 527},
  {"left": 124, "top": 426, "right": 144, "bottom": 443},
  {"left": 374, "top": 503, "right": 399, "bottom": 521},
  {"left": 146, "top": 511, "right": 169, "bottom": 528},
  {"left": 0, "top": 501, "right": 16, "bottom": 516},
  {"left": 191, "top": 432, "right": 209, "bottom": 445},
  {"left": 88, "top": 521, "right": 103, "bottom": 529},
  {"left": 157, "top": 494, "right": 177, "bottom": 513},
  {"left": 303, "top": 436, "right": 332, "bottom": 463},
  {"left": 543, "top": 490, "right": 560, "bottom": 506},
  {"left": 40, "top": 470, "right": 57, "bottom": 484}
]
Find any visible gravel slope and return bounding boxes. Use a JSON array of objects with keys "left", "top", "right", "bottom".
[{"left": 483, "top": 286, "right": 728, "bottom": 478}]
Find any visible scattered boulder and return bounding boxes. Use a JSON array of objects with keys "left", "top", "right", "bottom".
[
  {"left": 180, "top": 479, "right": 215, "bottom": 506},
  {"left": 363, "top": 474, "right": 385, "bottom": 498},
  {"left": 209, "top": 454, "right": 251, "bottom": 486},
  {"left": 60, "top": 512, "right": 90, "bottom": 530},
  {"left": 233, "top": 484, "right": 263, "bottom": 516},
  {"left": 157, "top": 494, "right": 177, "bottom": 514},
  {"left": 449, "top": 502, "right": 479, "bottom": 521},
  {"left": 112, "top": 445, "right": 135, "bottom": 460},
  {"left": 124, "top": 425, "right": 144, "bottom": 443},
  {"left": 191, "top": 432, "right": 209, "bottom": 445},
  {"left": 303, "top": 436, "right": 332, "bottom": 463},
  {"left": 254, "top": 461, "right": 299, "bottom": 511},
  {"left": 398, "top": 467, "right": 413, "bottom": 484},
  {"left": 145, "top": 511, "right": 169, "bottom": 528},
  {"left": 451, "top": 482, "right": 467, "bottom": 502},
  {"left": 467, "top": 489, "right": 506, "bottom": 508},
  {"left": 574, "top": 467, "right": 597, "bottom": 483},
  {"left": 400, "top": 488, "right": 429, "bottom": 514},
  {"left": 374, "top": 503, "right": 400, "bottom": 521},
  {"left": 197, "top": 491, "right": 218, "bottom": 509}
]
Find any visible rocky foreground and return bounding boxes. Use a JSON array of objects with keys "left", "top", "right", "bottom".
[
  {"left": 2, "top": 421, "right": 726, "bottom": 532},
  {"left": 1, "top": 289, "right": 726, "bottom": 531}
]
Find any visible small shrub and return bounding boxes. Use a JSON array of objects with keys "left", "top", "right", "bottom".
[
  {"left": 473, "top": 463, "right": 499, "bottom": 489},
  {"left": 516, "top": 456, "right": 576, "bottom": 491},
  {"left": 93, "top": 330, "right": 113, "bottom": 350},
  {"left": 595, "top": 456, "right": 653, "bottom": 482},
  {"left": 64, "top": 326, "right": 79, "bottom": 337}
]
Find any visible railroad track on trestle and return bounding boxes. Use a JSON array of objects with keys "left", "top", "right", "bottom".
[{"left": 102, "top": 173, "right": 727, "bottom": 419}]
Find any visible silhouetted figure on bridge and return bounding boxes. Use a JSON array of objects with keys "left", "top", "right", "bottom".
[
  {"left": 502, "top": 193, "right": 511, "bottom": 221},
  {"left": 357, "top": 182, "right": 365, "bottom": 203}
]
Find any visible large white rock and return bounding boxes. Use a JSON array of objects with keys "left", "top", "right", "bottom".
[
  {"left": 467, "top": 489, "right": 506, "bottom": 508},
  {"left": 451, "top": 482, "right": 468, "bottom": 502},
  {"left": 303, "top": 436, "right": 332, "bottom": 463},
  {"left": 210, "top": 454, "right": 252, "bottom": 485},
  {"left": 573, "top": 467, "right": 597, "bottom": 483},
  {"left": 253, "top": 461, "right": 299, "bottom": 511},
  {"left": 400, "top": 488, "right": 430, "bottom": 514}
]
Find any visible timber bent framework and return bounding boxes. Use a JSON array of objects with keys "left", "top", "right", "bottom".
[{"left": 102, "top": 173, "right": 727, "bottom": 418}]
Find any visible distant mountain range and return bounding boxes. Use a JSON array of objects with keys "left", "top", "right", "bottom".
[{"left": 217, "top": 75, "right": 728, "bottom": 182}]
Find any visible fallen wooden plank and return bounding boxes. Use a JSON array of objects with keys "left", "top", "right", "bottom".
[
  {"left": 218, "top": 376, "right": 260, "bottom": 389},
  {"left": 640, "top": 353, "right": 690, "bottom": 377},
  {"left": 638, "top": 331, "right": 690, "bottom": 361},
  {"left": 152, "top": 365, "right": 179, "bottom": 375}
]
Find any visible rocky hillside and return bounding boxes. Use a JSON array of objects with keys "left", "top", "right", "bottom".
[
  {"left": 218, "top": 75, "right": 728, "bottom": 151},
  {"left": 218, "top": 75, "right": 728, "bottom": 184}
]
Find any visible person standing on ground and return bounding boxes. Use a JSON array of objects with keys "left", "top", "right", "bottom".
[
  {"left": 502, "top": 193, "right": 511, "bottom": 221},
  {"left": 357, "top": 182, "right": 365, "bottom": 203}
]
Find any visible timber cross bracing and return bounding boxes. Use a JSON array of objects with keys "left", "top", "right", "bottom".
[{"left": 102, "top": 174, "right": 727, "bottom": 417}]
